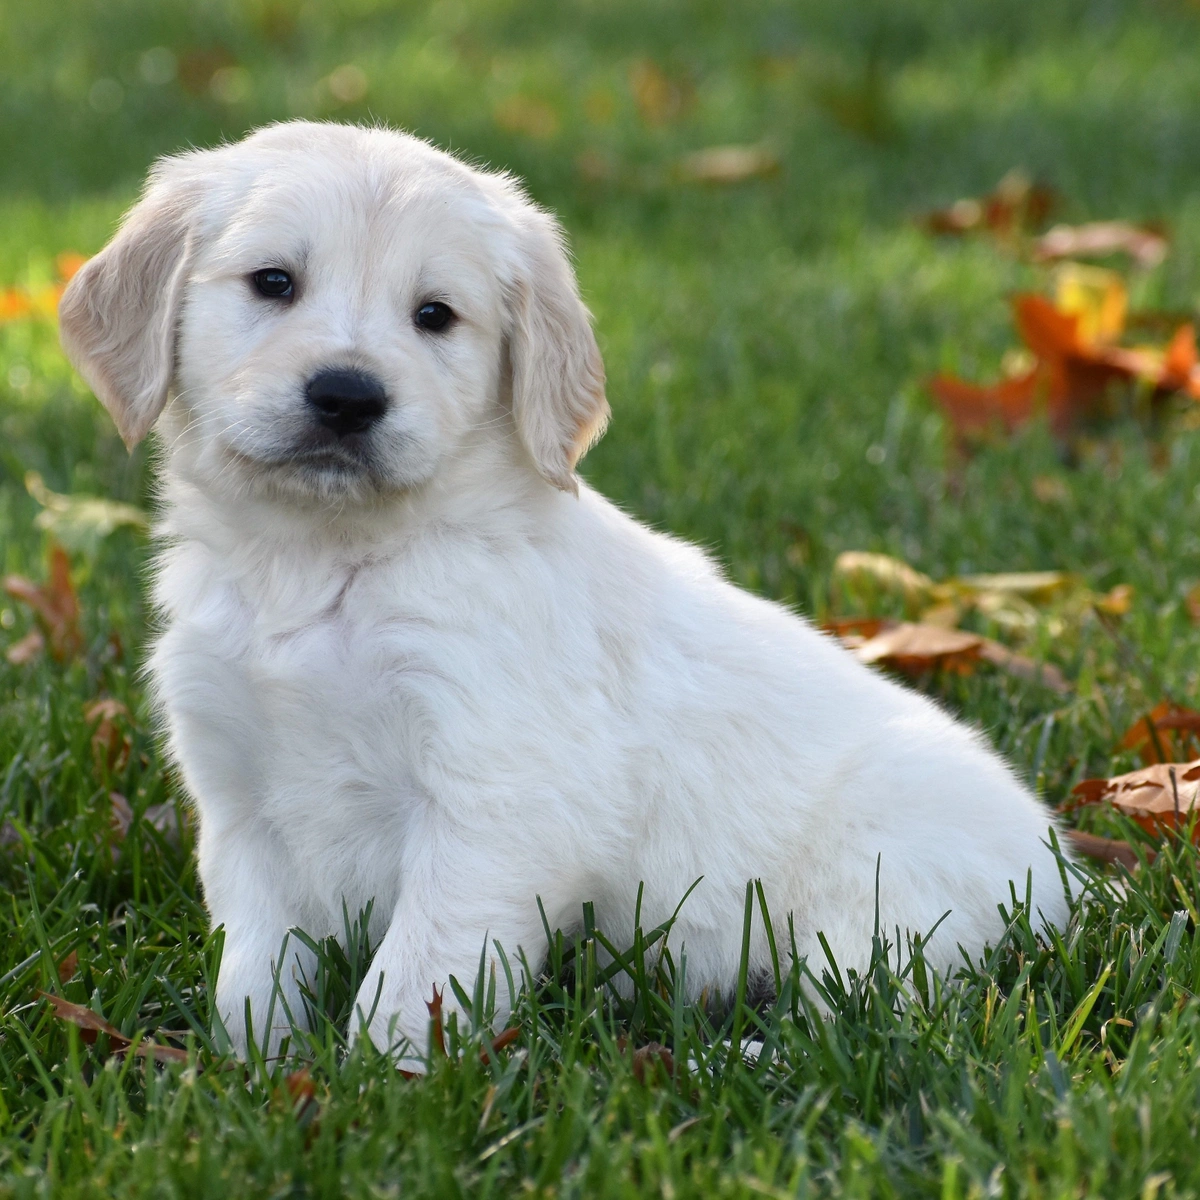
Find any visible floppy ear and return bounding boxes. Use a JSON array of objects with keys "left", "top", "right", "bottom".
[
  {"left": 507, "top": 207, "right": 609, "bottom": 493},
  {"left": 58, "top": 165, "right": 198, "bottom": 449}
]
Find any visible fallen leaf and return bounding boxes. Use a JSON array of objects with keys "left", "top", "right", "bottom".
[
  {"left": 1064, "top": 828, "right": 1148, "bottom": 870},
  {"left": 480, "top": 1026, "right": 521, "bottom": 1065},
  {"left": 57, "top": 950, "right": 78, "bottom": 983},
  {"left": 55, "top": 252, "right": 88, "bottom": 282},
  {"left": 1033, "top": 221, "right": 1168, "bottom": 269},
  {"left": 492, "top": 94, "right": 560, "bottom": 140},
  {"left": 426, "top": 985, "right": 446, "bottom": 1057},
  {"left": 1120, "top": 702, "right": 1200, "bottom": 765},
  {"left": 25, "top": 471, "right": 147, "bottom": 553},
  {"left": 832, "top": 551, "right": 935, "bottom": 615},
  {"left": 922, "top": 169, "right": 1054, "bottom": 238},
  {"left": 110, "top": 791, "right": 134, "bottom": 840},
  {"left": 616, "top": 1035, "right": 675, "bottom": 1084},
  {"left": 1032, "top": 475, "right": 1070, "bottom": 504},
  {"left": 628, "top": 60, "right": 689, "bottom": 126},
  {"left": 676, "top": 144, "right": 779, "bottom": 185},
  {"left": 86, "top": 698, "right": 132, "bottom": 775},
  {"left": 844, "top": 621, "right": 1069, "bottom": 693},
  {"left": 4, "top": 543, "right": 82, "bottom": 661},
  {"left": 1187, "top": 582, "right": 1200, "bottom": 624},
  {"left": 1067, "top": 760, "right": 1200, "bottom": 837},
  {"left": 5, "top": 629, "right": 45, "bottom": 665},
  {"left": 41, "top": 993, "right": 189, "bottom": 1065}
]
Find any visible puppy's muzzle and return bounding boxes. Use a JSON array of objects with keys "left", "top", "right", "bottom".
[{"left": 306, "top": 368, "right": 388, "bottom": 437}]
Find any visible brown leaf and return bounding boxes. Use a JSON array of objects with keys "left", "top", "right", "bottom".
[
  {"left": 921, "top": 170, "right": 1054, "bottom": 238},
  {"left": 110, "top": 791, "right": 134, "bottom": 840},
  {"left": 479, "top": 1026, "right": 521, "bottom": 1065},
  {"left": 837, "top": 620, "right": 1069, "bottom": 693},
  {"left": 628, "top": 60, "right": 690, "bottom": 126},
  {"left": 57, "top": 950, "right": 78, "bottom": 983},
  {"left": 85, "top": 698, "right": 132, "bottom": 775},
  {"left": 621, "top": 1038, "right": 675, "bottom": 1084},
  {"left": 1033, "top": 221, "right": 1168, "bottom": 269},
  {"left": 41, "top": 993, "right": 189, "bottom": 1065},
  {"left": 1064, "top": 828, "right": 1148, "bottom": 870},
  {"left": 1120, "top": 702, "right": 1200, "bottom": 765},
  {"left": 854, "top": 622, "right": 984, "bottom": 675},
  {"left": 1187, "top": 582, "right": 1200, "bottom": 625},
  {"left": 426, "top": 985, "right": 446, "bottom": 1057},
  {"left": 676, "top": 144, "right": 779, "bottom": 185},
  {"left": 3, "top": 543, "right": 82, "bottom": 661},
  {"left": 1067, "top": 760, "right": 1200, "bottom": 837}
]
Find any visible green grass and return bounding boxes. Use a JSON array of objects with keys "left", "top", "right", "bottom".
[{"left": 4, "top": 0, "right": 1200, "bottom": 1194}]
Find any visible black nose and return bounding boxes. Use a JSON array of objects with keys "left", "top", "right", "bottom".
[{"left": 306, "top": 368, "right": 388, "bottom": 436}]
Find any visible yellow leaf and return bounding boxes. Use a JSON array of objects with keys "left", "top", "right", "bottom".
[{"left": 1053, "top": 263, "right": 1127, "bottom": 346}]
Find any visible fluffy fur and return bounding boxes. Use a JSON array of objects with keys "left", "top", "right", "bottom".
[{"left": 59, "top": 121, "right": 1071, "bottom": 1063}]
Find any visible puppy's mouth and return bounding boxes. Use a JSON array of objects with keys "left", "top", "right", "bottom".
[{"left": 223, "top": 429, "right": 391, "bottom": 497}]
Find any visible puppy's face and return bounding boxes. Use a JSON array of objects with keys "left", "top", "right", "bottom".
[{"left": 59, "top": 123, "right": 609, "bottom": 504}]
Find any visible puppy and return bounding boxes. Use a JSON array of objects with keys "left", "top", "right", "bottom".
[{"left": 59, "top": 121, "right": 1071, "bottom": 1062}]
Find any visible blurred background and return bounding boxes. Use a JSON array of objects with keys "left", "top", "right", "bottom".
[{"left": 4, "top": 0, "right": 1200, "bottom": 772}]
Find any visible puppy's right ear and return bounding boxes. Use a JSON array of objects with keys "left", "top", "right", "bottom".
[{"left": 59, "top": 164, "right": 198, "bottom": 449}]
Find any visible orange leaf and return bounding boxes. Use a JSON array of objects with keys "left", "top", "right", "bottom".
[
  {"left": 55, "top": 252, "right": 89, "bottom": 282},
  {"left": 1067, "top": 760, "right": 1200, "bottom": 838},
  {"left": 57, "top": 950, "right": 79, "bottom": 983},
  {"left": 1119, "top": 702, "right": 1200, "bottom": 766},
  {"left": 927, "top": 367, "right": 1043, "bottom": 441}
]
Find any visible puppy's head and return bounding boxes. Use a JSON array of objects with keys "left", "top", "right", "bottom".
[{"left": 59, "top": 121, "right": 608, "bottom": 502}]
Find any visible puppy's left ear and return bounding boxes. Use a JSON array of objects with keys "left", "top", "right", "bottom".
[
  {"left": 506, "top": 206, "right": 609, "bottom": 493},
  {"left": 59, "top": 161, "right": 199, "bottom": 449}
]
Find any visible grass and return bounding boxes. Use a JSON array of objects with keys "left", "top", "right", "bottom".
[{"left": 3, "top": 0, "right": 1200, "bottom": 1194}]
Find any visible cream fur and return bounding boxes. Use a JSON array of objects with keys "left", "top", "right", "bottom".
[{"left": 59, "top": 121, "right": 1071, "bottom": 1065}]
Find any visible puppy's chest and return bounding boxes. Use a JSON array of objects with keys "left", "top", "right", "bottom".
[{"left": 163, "top": 560, "right": 438, "bottom": 840}]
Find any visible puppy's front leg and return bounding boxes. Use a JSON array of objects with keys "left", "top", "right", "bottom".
[
  {"left": 352, "top": 876, "right": 544, "bottom": 1070},
  {"left": 201, "top": 823, "right": 315, "bottom": 1061}
]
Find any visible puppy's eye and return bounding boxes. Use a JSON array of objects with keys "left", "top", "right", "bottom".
[
  {"left": 252, "top": 269, "right": 294, "bottom": 299},
  {"left": 414, "top": 301, "right": 454, "bottom": 332}
]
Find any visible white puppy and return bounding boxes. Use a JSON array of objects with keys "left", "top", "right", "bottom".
[{"left": 59, "top": 121, "right": 1070, "bottom": 1061}]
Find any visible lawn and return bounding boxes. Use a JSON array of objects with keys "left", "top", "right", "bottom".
[{"left": 4, "top": 0, "right": 1200, "bottom": 1195}]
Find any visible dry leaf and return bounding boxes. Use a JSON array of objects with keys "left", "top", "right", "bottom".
[
  {"left": 110, "top": 791, "right": 134, "bottom": 840},
  {"left": 1067, "top": 760, "right": 1200, "bottom": 837},
  {"left": 41, "top": 993, "right": 189, "bottom": 1065},
  {"left": 25, "top": 471, "right": 147, "bottom": 552},
  {"left": 86, "top": 698, "right": 132, "bottom": 775},
  {"left": 1120, "top": 702, "right": 1200, "bottom": 765},
  {"left": 1064, "top": 828, "right": 1147, "bottom": 870},
  {"left": 57, "top": 950, "right": 78, "bottom": 983},
  {"left": 676, "top": 144, "right": 779, "bottom": 185},
  {"left": 929, "top": 279, "right": 1200, "bottom": 446},
  {"left": 832, "top": 551, "right": 935, "bottom": 614},
  {"left": 628, "top": 60, "right": 689, "bottom": 125},
  {"left": 1186, "top": 582, "right": 1200, "bottom": 624},
  {"left": 4, "top": 543, "right": 82, "bottom": 661},
  {"left": 922, "top": 169, "right": 1054, "bottom": 238},
  {"left": 480, "top": 1027, "right": 521, "bottom": 1065},
  {"left": 5, "top": 629, "right": 45, "bottom": 665},
  {"left": 1033, "top": 221, "right": 1168, "bottom": 269},
  {"left": 630, "top": 1041, "right": 674, "bottom": 1084},
  {"left": 492, "top": 94, "right": 560, "bottom": 140},
  {"left": 843, "top": 621, "right": 1069, "bottom": 693},
  {"left": 426, "top": 985, "right": 446, "bottom": 1057}
]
